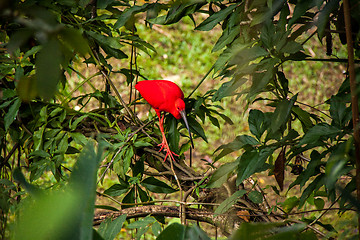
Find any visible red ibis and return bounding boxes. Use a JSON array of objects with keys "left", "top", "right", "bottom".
[{"left": 135, "top": 80, "right": 194, "bottom": 161}]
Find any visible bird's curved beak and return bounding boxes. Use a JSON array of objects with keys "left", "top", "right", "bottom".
[{"left": 179, "top": 110, "right": 194, "bottom": 148}]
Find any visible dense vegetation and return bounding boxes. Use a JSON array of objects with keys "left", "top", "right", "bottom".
[{"left": 1, "top": 0, "right": 360, "bottom": 239}]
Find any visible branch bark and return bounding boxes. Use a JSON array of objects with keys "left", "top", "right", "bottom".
[
  {"left": 343, "top": 0, "right": 360, "bottom": 238},
  {"left": 94, "top": 205, "right": 246, "bottom": 236}
]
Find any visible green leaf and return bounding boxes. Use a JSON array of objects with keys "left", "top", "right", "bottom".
[
  {"left": 288, "top": 0, "right": 317, "bottom": 28},
  {"left": 213, "top": 41, "right": 251, "bottom": 74},
  {"left": 70, "top": 115, "right": 88, "bottom": 131},
  {"left": 212, "top": 76, "right": 247, "bottom": 101},
  {"left": 98, "top": 214, "right": 127, "bottom": 240},
  {"left": 271, "top": 94, "right": 297, "bottom": 133},
  {"left": 280, "top": 40, "right": 303, "bottom": 54},
  {"left": 329, "top": 96, "right": 349, "bottom": 127},
  {"left": 164, "top": 1, "right": 205, "bottom": 25},
  {"left": 314, "top": 198, "right": 325, "bottom": 210},
  {"left": 167, "top": 117, "right": 180, "bottom": 153},
  {"left": 248, "top": 191, "right": 263, "bottom": 204},
  {"left": 95, "top": 205, "right": 119, "bottom": 212},
  {"left": 299, "top": 174, "right": 324, "bottom": 208},
  {"left": 4, "top": 98, "right": 21, "bottom": 131},
  {"left": 214, "top": 135, "right": 259, "bottom": 161},
  {"left": 187, "top": 116, "right": 207, "bottom": 142},
  {"left": 14, "top": 143, "right": 102, "bottom": 240},
  {"left": 230, "top": 222, "right": 314, "bottom": 240},
  {"left": 260, "top": 20, "right": 275, "bottom": 49},
  {"left": 152, "top": 221, "right": 162, "bottom": 237},
  {"left": 127, "top": 216, "right": 154, "bottom": 229},
  {"left": 237, "top": 148, "right": 274, "bottom": 185},
  {"left": 114, "top": 4, "right": 150, "bottom": 29},
  {"left": 195, "top": 4, "right": 239, "bottom": 31},
  {"left": 104, "top": 183, "right": 130, "bottom": 197},
  {"left": 316, "top": 0, "right": 340, "bottom": 39},
  {"left": 248, "top": 109, "right": 267, "bottom": 140},
  {"left": 298, "top": 123, "right": 341, "bottom": 146},
  {"left": 141, "top": 177, "right": 177, "bottom": 193},
  {"left": 13, "top": 168, "right": 42, "bottom": 196},
  {"left": 122, "top": 187, "right": 135, "bottom": 209},
  {"left": 70, "top": 132, "right": 88, "bottom": 146},
  {"left": 157, "top": 223, "right": 185, "bottom": 240},
  {"left": 215, "top": 190, "right": 247, "bottom": 215},
  {"left": 185, "top": 225, "right": 211, "bottom": 240},
  {"left": 280, "top": 196, "right": 299, "bottom": 213},
  {"left": 137, "top": 185, "right": 150, "bottom": 202},
  {"left": 207, "top": 160, "right": 239, "bottom": 188},
  {"left": 248, "top": 68, "right": 275, "bottom": 98},
  {"left": 59, "top": 27, "right": 90, "bottom": 56},
  {"left": 35, "top": 39, "right": 62, "bottom": 100},
  {"left": 292, "top": 106, "right": 314, "bottom": 132},
  {"left": 68, "top": 143, "right": 103, "bottom": 240}
]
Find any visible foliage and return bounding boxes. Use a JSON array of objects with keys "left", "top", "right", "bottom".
[{"left": 1, "top": 0, "right": 360, "bottom": 239}]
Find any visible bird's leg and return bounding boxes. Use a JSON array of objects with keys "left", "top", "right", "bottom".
[{"left": 157, "top": 112, "right": 178, "bottom": 161}]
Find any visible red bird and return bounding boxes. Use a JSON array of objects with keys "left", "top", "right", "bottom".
[{"left": 135, "top": 80, "right": 194, "bottom": 161}]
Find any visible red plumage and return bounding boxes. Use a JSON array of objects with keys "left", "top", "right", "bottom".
[
  {"left": 135, "top": 80, "right": 193, "bottom": 161},
  {"left": 135, "top": 80, "right": 184, "bottom": 119}
]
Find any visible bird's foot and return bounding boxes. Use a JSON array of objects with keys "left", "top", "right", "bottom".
[{"left": 158, "top": 142, "right": 178, "bottom": 161}]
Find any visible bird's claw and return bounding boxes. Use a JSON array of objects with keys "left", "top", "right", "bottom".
[{"left": 158, "top": 142, "right": 179, "bottom": 161}]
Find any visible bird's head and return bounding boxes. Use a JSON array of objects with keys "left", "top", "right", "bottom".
[{"left": 174, "top": 98, "right": 194, "bottom": 148}]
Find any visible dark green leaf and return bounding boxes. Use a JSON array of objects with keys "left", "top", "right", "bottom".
[
  {"left": 329, "top": 96, "right": 349, "bottom": 127},
  {"left": 237, "top": 148, "right": 274, "bottom": 185},
  {"left": 215, "top": 190, "right": 247, "bottom": 215},
  {"left": 141, "top": 177, "right": 176, "bottom": 193},
  {"left": 138, "top": 186, "right": 150, "bottom": 202},
  {"left": 298, "top": 123, "right": 341, "bottom": 146},
  {"left": 95, "top": 205, "right": 119, "bottom": 211},
  {"left": 248, "top": 191, "right": 263, "bottom": 204},
  {"left": 280, "top": 196, "right": 299, "bottom": 213},
  {"left": 164, "top": 2, "right": 205, "bottom": 25},
  {"left": 248, "top": 109, "right": 267, "bottom": 140},
  {"left": 60, "top": 27, "right": 89, "bottom": 56},
  {"left": 196, "top": 4, "right": 239, "bottom": 31},
  {"left": 292, "top": 106, "right": 314, "bottom": 132},
  {"left": 187, "top": 116, "right": 207, "bottom": 142},
  {"left": 152, "top": 221, "right": 162, "bottom": 237},
  {"left": 214, "top": 135, "right": 259, "bottom": 161},
  {"left": 104, "top": 183, "right": 130, "bottom": 197},
  {"left": 185, "top": 225, "right": 211, "bottom": 240},
  {"left": 299, "top": 174, "right": 324, "bottom": 208},
  {"left": 68, "top": 143, "right": 103, "bottom": 240},
  {"left": 289, "top": 150, "right": 323, "bottom": 190},
  {"left": 316, "top": 0, "right": 340, "bottom": 39},
  {"left": 212, "top": 76, "right": 247, "bottom": 101},
  {"left": 207, "top": 160, "right": 239, "bottom": 188},
  {"left": 114, "top": 4, "right": 150, "bottom": 29},
  {"left": 157, "top": 223, "right": 185, "bottom": 240},
  {"left": 35, "top": 39, "right": 62, "bottom": 100},
  {"left": 122, "top": 188, "right": 136, "bottom": 209},
  {"left": 127, "top": 216, "right": 154, "bottom": 229},
  {"left": 167, "top": 117, "right": 180, "bottom": 153},
  {"left": 314, "top": 198, "right": 325, "bottom": 210},
  {"left": 4, "top": 98, "right": 21, "bottom": 131},
  {"left": 288, "top": 0, "right": 317, "bottom": 28},
  {"left": 98, "top": 214, "right": 127, "bottom": 240},
  {"left": 13, "top": 168, "right": 42, "bottom": 196},
  {"left": 230, "top": 222, "right": 313, "bottom": 240},
  {"left": 271, "top": 94, "right": 297, "bottom": 133}
]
